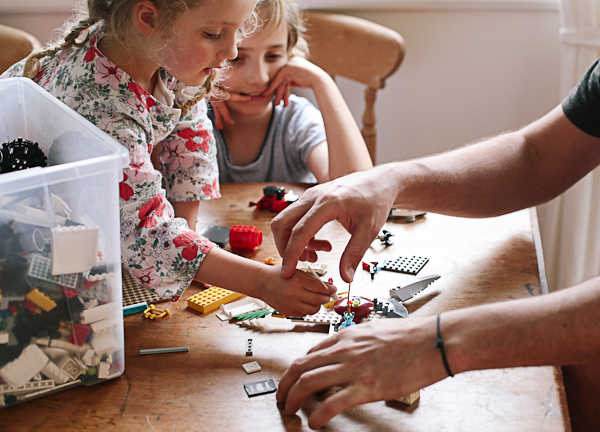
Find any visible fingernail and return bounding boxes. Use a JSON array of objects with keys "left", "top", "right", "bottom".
[{"left": 347, "top": 267, "right": 354, "bottom": 282}]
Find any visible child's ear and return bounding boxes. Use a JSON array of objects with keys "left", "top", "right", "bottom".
[{"left": 134, "top": 0, "right": 159, "bottom": 35}]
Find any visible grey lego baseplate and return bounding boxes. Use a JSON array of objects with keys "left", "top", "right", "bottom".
[
  {"left": 28, "top": 254, "right": 79, "bottom": 289},
  {"left": 381, "top": 256, "right": 429, "bottom": 275},
  {"left": 121, "top": 265, "right": 166, "bottom": 307}
]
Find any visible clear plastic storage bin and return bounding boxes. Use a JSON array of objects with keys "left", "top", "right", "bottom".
[{"left": 0, "top": 78, "right": 129, "bottom": 407}]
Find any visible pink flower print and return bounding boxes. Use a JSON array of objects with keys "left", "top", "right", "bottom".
[
  {"left": 128, "top": 82, "right": 157, "bottom": 112},
  {"left": 202, "top": 177, "right": 220, "bottom": 199},
  {"left": 173, "top": 232, "right": 202, "bottom": 261},
  {"left": 162, "top": 139, "right": 194, "bottom": 170},
  {"left": 133, "top": 267, "right": 163, "bottom": 288},
  {"left": 177, "top": 128, "right": 211, "bottom": 153},
  {"left": 94, "top": 56, "right": 122, "bottom": 90},
  {"left": 119, "top": 173, "right": 134, "bottom": 201},
  {"left": 138, "top": 194, "right": 168, "bottom": 229},
  {"left": 127, "top": 147, "right": 158, "bottom": 183},
  {"left": 84, "top": 35, "right": 100, "bottom": 63}
]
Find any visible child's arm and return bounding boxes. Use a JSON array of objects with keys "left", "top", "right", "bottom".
[
  {"left": 264, "top": 57, "right": 373, "bottom": 183},
  {"left": 195, "top": 247, "right": 336, "bottom": 317}
]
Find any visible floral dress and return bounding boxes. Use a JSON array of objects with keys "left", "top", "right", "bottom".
[{"left": 1, "top": 27, "right": 219, "bottom": 300}]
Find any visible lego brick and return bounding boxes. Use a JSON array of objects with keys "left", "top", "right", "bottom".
[
  {"left": 0, "top": 344, "right": 49, "bottom": 389},
  {"left": 220, "top": 297, "right": 269, "bottom": 319},
  {"left": 290, "top": 308, "right": 342, "bottom": 325},
  {"left": 69, "top": 323, "right": 91, "bottom": 347},
  {"left": 244, "top": 379, "right": 277, "bottom": 397},
  {"left": 396, "top": 390, "right": 420, "bottom": 405},
  {"left": 123, "top": 302, "right": 148, "bottom": 316},
  {"left": 381, "top": 256, "right": 429, "bottom": 275},
  {"left": 41, "top": 361, "right": 70, "bottom": 384},
  {"left": 297, "top": 262, "right": 327, "bottom": 275},
  {"left": 229, "top": 225, "right": 262, "bottom": 252},
  {"left": 58, "top": 357, "right": 85, "bottom": 380},
  {"left": 80, "top": 303, "right": 116, "bottom": 324},
  {"left": 199, "top": 225, "right": 230, "bottom": 248},
  {"left": 0, "top": 379, "right": 55, "bottom": 396},
  {"left": 51, "top": 225, "right": 99, "bottom": 274},
  {"left": 186, "top": 287, "right": 242, "bottom": 314},
  {"left": 24, "top": 289, "right": 57, "bottom": 312},
  {"left": 242, "top": 361, "right": 261, "bottom": 374},
  {"left": 246, "top": 339, "right": 253, "bottom": 356},
  {"left": 28, "top": 254, "right": 79, "bottom": 288},
  {"left": 97, "top": 362, "right": 110, "bottom": 379}
]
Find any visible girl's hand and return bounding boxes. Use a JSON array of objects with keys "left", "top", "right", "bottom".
[
  {"left": 263, "top": 57, "right": 330, "bottom": 108},
  {"left": 259, "top": 266, "right": 336, "bottom": 317}
]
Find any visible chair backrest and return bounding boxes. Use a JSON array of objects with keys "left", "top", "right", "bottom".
[
  {"left": 304, "top": 12, "right": 405, "bottom": 163},
  {"left": 0, "top": 25, "right": 41, "bottom": 75}
]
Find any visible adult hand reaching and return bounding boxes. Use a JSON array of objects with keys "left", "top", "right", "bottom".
[{"left": 271, "top": 165, "right": 399, "bottom": 282}]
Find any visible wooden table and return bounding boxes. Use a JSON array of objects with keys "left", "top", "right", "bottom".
[{"left": 1, "top": 183, "right": 570, "bottom": 431}]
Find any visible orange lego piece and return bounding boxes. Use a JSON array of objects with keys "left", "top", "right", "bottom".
[
  {"left": 186, "top": 287, "right": 243, "bottom": 314},
  {"left": 143, "top": 304, "right": 170, "bottom": 319}
]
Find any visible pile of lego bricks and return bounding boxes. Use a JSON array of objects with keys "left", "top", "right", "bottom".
[{"left": 0, "top": 191, "right": 123, "bottom": 407}]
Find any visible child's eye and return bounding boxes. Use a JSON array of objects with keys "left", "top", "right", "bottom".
[
  {"left": 204, "top": 32, "right": 221, "bottom": 40},
  {"left": 266, "top": 54, "right": 283, "bottom": 62}
]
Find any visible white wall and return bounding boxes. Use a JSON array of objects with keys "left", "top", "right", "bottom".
[{"left": 0, "top": 0, "right": 562, "bottom": 164}]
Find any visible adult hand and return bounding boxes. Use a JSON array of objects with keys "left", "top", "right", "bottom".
[
  {"left": 271, "top": 165, "right": 398, "bottom": 282},
  {"left": 276, "top": 317, "right": 447, "bottom": 429}
]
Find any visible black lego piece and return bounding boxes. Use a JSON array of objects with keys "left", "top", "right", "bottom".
[
  {"left": 0, "top": 138, "right": 47, "bottom": 174},
  {"left": 200, "top": 225, "right": 230, "bottom": 248},
  {"left": 381, "top": 256, "right": 429, "bottom": 275},
  {"left": 244, "top": 379, "right": 277, "bottom": 397}
]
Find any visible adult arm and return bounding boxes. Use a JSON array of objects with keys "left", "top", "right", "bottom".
[
  {"left": 265, "top": 57, "right": 373, "bottom": 183},
  {"left": 272, "top": 105, "right": 600, "bottom": 281},
  {"left": 277, "top": 277, "right": 600, "bottom": 429}
]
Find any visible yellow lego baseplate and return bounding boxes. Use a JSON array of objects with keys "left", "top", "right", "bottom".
[{"left": 186, "top": 287, "right": 243, "bottom": 314}]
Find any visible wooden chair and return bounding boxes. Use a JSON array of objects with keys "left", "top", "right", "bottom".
[
  {"left": 304, "top": 12, "right": 405, "bottom": 163},
  {"left": 0, "top": 25, "right": 41, "bottom": 74}
]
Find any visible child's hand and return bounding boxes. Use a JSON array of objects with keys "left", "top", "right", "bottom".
[
  {"left": 209, "top": 92, "right": 252, "bottom": 129},
  {"left": 263, "top": 57, "right": 330, "bottom": 108},
  {"left": 259, "top": 266, "right": 336, "bottom": 317}
]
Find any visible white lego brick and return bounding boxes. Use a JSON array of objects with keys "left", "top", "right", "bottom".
[
  {"left": 90, "top": 317, "right": 119, "bottom": 333},
  {"left": 291, "top": 308, "right": 342, "bottom": 325},
  {"left": 98, "top": 362, "right": 111, "bottom": 379},
  {"left": 297, "top": 262, "right": 327, "bottom": 275},
  {"left": 220, "top": 297, "right": 269, "bottom": 319},
  {"left": 82, "top": 349, "right": 100, "bottom": 367},
  {"left": 242, "top": 361, "right": 262, "bottom": 374},
  {"left": 51, "top": 225, "right": 99, "bottom": 274},
  {"left": 0, "top": 379, "right": 55, "bottom": 396},
  {"left": 58, "top": 357, "right": 85, "bottom": 380},
  {"left": 0, "top": 331, "right": 9, "bottom": 344},
  {"left": 41, "top": 361, "right": 71, "bottom": 384},
  {"left": 80, "top": 302, "right": 117, "bottom": 324},
  {"left": 0, "top": 344, "right": 49, "bottom": 389},
  {"left": 90, "top": 330, "right": 118, "bottom": 355}
]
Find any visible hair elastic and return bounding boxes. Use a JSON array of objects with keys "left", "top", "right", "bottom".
[{"left": 434, "top": 313, "right": 454, "bottom": 377}]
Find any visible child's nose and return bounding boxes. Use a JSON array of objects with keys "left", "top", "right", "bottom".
[
  {"left": 247, "top": 61, "right": 269, "bottom": 86},
  {"left": 218, "top": 36, "right": 238, "bottom": 62}
]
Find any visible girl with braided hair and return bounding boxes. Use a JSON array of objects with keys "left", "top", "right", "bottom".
[{"left": 0, "top": 0, "right": 335, "bottom": 317}]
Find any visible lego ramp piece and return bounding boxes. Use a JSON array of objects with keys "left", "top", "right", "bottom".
[
  {"left": 187, "top": 287, "right": 243, "bottom": 314},
  {"left": 220, "top": 297, "right": 269, "bottom": 319},
  {"left": 51, "top": 225, "right": 99, "bottom": 274}
]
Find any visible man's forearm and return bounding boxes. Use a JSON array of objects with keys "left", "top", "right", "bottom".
[{"left": 443, "top": 278, "right": 600, "bottom": 374}]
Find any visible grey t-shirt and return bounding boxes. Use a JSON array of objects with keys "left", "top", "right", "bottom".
[
  {"left": 210, "top": 95, "right": 327, "bottom": 183},
  {"left": 562, "top": 58, "right": 600, "bottom": 138}
]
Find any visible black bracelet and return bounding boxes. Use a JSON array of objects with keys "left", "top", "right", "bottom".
[{"left": 434, "top": 313, "right": 454, "bottom": 377}]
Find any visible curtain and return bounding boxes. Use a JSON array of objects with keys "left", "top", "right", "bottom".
[{"left": 536, "top": 0, "right": 600, "bottom": 291}]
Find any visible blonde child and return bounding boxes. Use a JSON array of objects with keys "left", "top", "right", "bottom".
[
  {"left": 1, "top": 0, "right": 335, "bottom": 317},
  {"left": 210, "top": 0, "right": 373, "bottom": 184}
]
